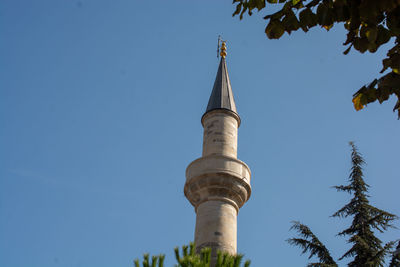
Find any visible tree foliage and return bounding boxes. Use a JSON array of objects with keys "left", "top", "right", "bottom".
[
  {"left": 288, "top": 222, "right": 337, "bottom": 266},
  {"left": 133, "top": 243, "right": 251, "bottom": 267},
  {"left": 232, "top": 0, "right": 400, "bottom": 119},
  {"left": 389, "top": 241, "right": 400, "bottom": 267},
  {"left": 288, "top": 142, "right": 398, "bottom": 266},
  {"left": 332, "top": 142, "right": 397, "bottom": 266}
]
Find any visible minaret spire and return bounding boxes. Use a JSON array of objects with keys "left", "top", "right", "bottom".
[
  {"left": 205, "top": 41, "right": 238, "bottom": 119},
  {"left": 184, "top": 41, "right": 251, "bottom": 265}
]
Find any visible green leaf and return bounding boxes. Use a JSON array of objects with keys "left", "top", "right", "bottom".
[
  {"left": 380, "top": 73, "right": 400, "bottom": 88},
  {"left": 387, "top": 12, "right": 400, "bottom": 35},
  {"left": 282, "top": 10, "right": 300, "bottom": 34},
  {"left": 376, "top": 26, "right": 391, "bottom": 46},
  {"left": 316, "top": 3, "right": 333, "bottom": 26},
  {"left": 265, "top": 20, "right": 285, "bottom": 39},
  {"left": 353, "top": 38, "right": 369, "bottom": 53},
  {"left": 255, "top": 0, "right": 266, "bottom": 10},
  {"left": 365, "top": 27, "right": 378, "bottom": 43},
  {"left": 232, "top": 0, "right": 400, "bottom": 118},
  {"left": 368, "top": 42, "right": 378, "bottom": 53},
  {"left": 390, "top": 53, "right": 400, "bottom": 69},
  {"left": 333, "top": 2, "right": 350, "bottom": 22},
  {"left": 299, "top": 8, "right": 317, "bottom": 31}
]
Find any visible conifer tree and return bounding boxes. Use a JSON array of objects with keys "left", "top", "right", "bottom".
[
  {"left": 288, "top": 142, "right": 398, "bottom": 266},
  {"left": 133, "top": 243, "right": 251, "bottom": 267},
  {"left": 333, "top": 142, "right": 397, "bottom": 266},
  {"left": 288, "top": 221, "right": 337, "bottom": 267},
  {"left": 389, "top": 241, "right": 400, "bottom": 267}
]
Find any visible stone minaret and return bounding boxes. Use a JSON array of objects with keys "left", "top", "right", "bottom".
[{"left": 184, "top": 42, "right": 251, "bottom": 262}]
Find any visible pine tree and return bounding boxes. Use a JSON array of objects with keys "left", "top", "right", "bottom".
[
  {"left": 333, "top": 142, "right": 397, "bottom": 266},
  {"left": 389, "top": 241, "right": 400, "bottom": 267},
  {"left": 287, "top": 221, "right": 337, "bottom": 267},
  {"left": 134, "top": 253, "right": 165, "bottom": 267},
  {"left": 133, "top": 243, "right": 251, "bottom": 267},
  {"left": 288, "top": 142, "right": 398, "bottom": 266}
]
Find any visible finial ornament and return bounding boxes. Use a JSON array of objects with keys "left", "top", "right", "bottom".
[
  {"left": 220, "top": 41, "right": 227, "bottom": 58},
  {"left": 217, "top": 36, "right": 227, "bottom": 59}
]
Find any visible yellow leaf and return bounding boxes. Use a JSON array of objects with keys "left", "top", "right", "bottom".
[
  {"left": 393, "top": 68, "right": 400, "bottom": 75},
  {"left": 352, "top": 94, "right": 364, "bottom": 111}
]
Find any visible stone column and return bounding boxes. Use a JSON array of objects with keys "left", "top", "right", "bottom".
[{"left": 184, "top": 109, "right": 251, "bottom": 264}]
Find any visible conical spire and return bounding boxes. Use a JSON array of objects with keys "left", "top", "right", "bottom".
[{"left": 204, "top": 42, "right": 238, "bottom": 115}]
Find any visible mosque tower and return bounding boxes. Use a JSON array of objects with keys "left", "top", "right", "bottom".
[{"left": 184, "top": 41, "right": 252, "bottom": 262}]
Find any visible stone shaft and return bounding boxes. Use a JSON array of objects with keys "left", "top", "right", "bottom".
[
  {"left": 202, "top": 110, "right": 239, "bottom": 158},
  {"left": 195, "top": 200, "right": 237, "bottom": 255},
  {"left": 185, "top": 109, "right": 251, "bottom": 263}
]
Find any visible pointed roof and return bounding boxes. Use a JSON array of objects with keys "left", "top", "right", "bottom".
[{"left": 205, "top": 57, "right": 238, "bottom": 115}]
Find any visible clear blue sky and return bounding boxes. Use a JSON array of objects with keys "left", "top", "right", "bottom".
[{"left": 1, "top": 1, "right": 399, "bottom": 266}]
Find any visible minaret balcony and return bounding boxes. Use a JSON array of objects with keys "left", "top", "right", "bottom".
[{"left": 184, "top": 155, "right": 251, "bottom": 212}]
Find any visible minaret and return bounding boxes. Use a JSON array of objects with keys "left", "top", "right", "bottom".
[{"left": 184, "top": 41, "right": 251, "bottom": 262}]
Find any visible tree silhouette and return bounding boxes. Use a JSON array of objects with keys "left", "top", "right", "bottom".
[{"left": 288, "top": 142, "right": 398, "bottom": 266}]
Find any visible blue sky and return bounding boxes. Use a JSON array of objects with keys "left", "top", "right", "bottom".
[{"left": 1, "top": 1, "right": 399, "bottom": 266}]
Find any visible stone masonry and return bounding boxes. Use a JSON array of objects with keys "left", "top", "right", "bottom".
[{"left": 184, "top": 43, "right": 251, "bottom": 264}]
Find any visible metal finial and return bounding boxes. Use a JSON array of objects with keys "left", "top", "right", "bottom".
[
  {"left": 220, "top": 41, "right": 227, "bottom": 58},
  {"left": 217, "top": 36, "right": 227, "bottom": 59}
]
